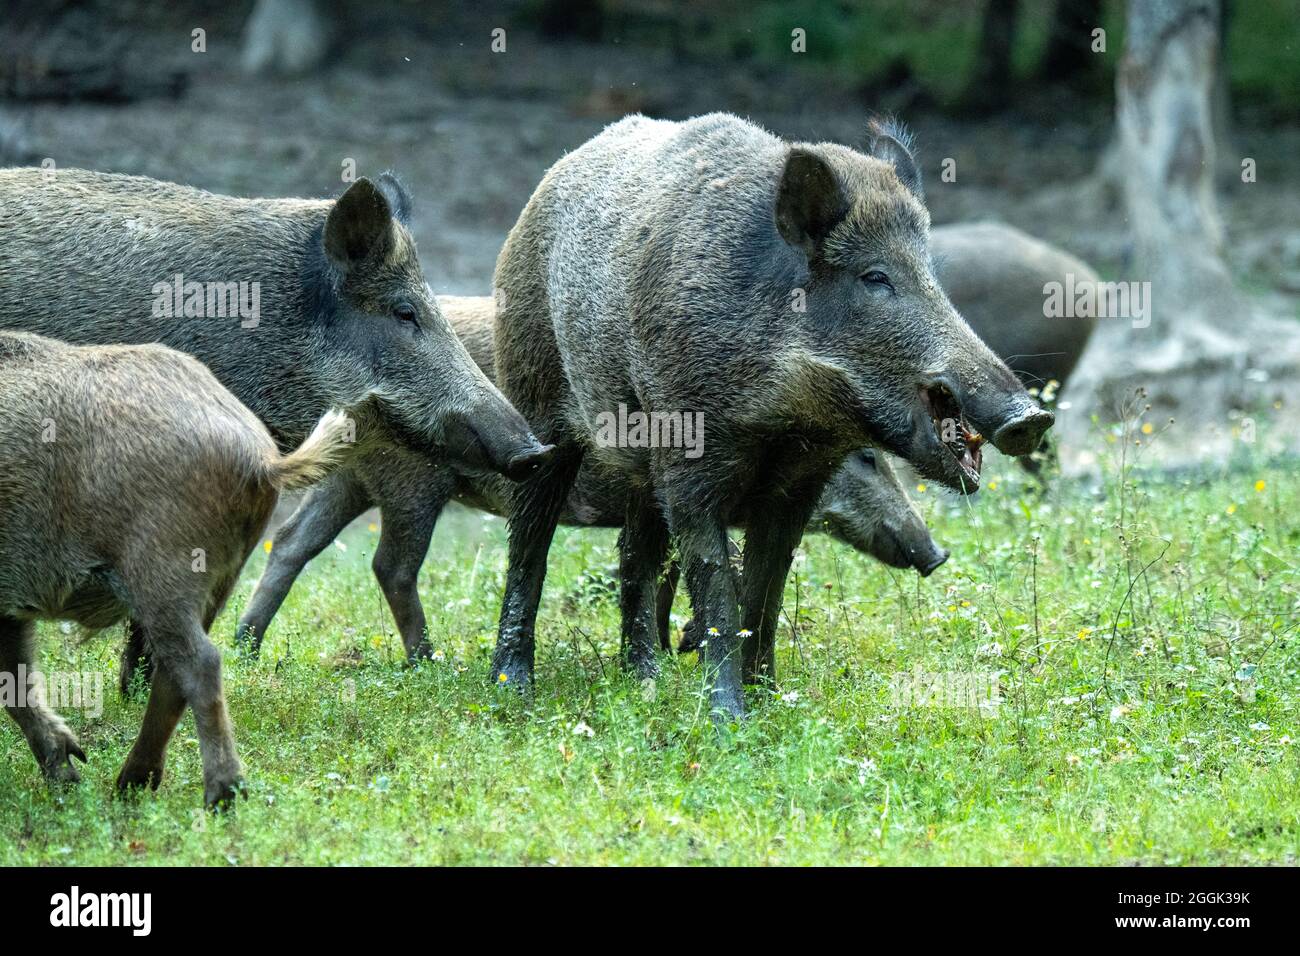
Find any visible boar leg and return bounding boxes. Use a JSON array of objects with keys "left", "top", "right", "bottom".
[
  {"left": 143, "top": 612, "right": 244, "bottom": 808},
  {"left": 672, "top": 514, "right": 745, "bottom": 718},
  {"left": 738, "top": 502, "right": 815, "bottom": 686},
  {"left": 115, "top": 665, "right": 187, "bottom": 793},
  {"left": 0, "top": 616, "right": 87, "bottom": 783},
  {"left": 235, "top": 473, "right": 371, "bottom": 656},
  {"left": 618, "top": 492, "right": 670, "bottom": 678},
  {"left": 655, "top": 560, "right": 681, "bottom": 652},
  {"left": 491, "top": 445, "right": 585, "bottom": 692},
  {"left": 370, "top": 468, "right": 455, "bottom": 662},
  {"left": 119, "top": 620, "right": 153, "bottom": 699}
]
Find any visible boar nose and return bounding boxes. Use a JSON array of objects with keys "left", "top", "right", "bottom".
[
  {"left": 916, "top": 546, "right": 950, "bottom": 577},
  {"left": 444, "top": 401, "right": 554, "bottom": 480},
  {"left": 501, "top": 443, "right": 554, "bottom": 481},
  {"left": 991, "top": 407, "right": 1054, "bottom": 458}
]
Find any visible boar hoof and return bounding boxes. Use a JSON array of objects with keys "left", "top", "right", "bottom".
[
  {"left": 710, "top": 687, "right": 746, "bottom": 722},
  {"left": 490, "top": 657, "right": 533, "bottom": 695},
  {"left": 41, "top": 729, "right": 88, "bottom": 785},
  {"left": 626, "top": 652, "right": 660, "bottom": 681},
  {"left": 116, "top": 760, "right": 165, "bottom": 794},
  {"left": 204, "top": 775, "right": 247, "bottom": 811}
]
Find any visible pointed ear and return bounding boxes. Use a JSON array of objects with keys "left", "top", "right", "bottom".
[
  {"left": 775, "top": 148, "right": 848, "bottom": 256},
  {"left": 374, "top": 171, "right": 412, "bottom": 225},
  {"left": 324, "top": 178, "right": 396, "bottom": 271},
  {"left": 866, "top": 116, "right": 923, "bottom": 201}
]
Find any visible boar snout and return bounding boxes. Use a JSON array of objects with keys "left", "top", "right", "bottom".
[
  {"left": 915, "top": 542, "right": 950, "bottom": 577},
  {"left": 991, "top": 406, "right": 1055, "bottom": 458},
  {"left": 444, "top": 398, "right": 554, "bottom": 481}
]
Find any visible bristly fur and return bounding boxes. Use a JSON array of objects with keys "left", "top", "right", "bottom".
[
  {"left": 0, "top": 330, "right": 351, "bottom": 807},
  {"left": 866, "top": 113, "right": 918, "bottom": 159}
]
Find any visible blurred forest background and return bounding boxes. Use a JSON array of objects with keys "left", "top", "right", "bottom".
[{"left": 2, "top": 0, "right": 1297, "bottom": 469}]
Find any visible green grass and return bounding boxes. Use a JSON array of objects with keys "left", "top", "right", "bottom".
[{"left": 2, "top": 429, "right": 1297, "bottom": 865}]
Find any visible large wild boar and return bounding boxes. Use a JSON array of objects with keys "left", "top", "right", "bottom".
[
  {"left": 0, "top": 331, "right": 350, "bottom": 807},
  {"left": 225, "top": 294, "right": 946, "bottom": 667},
  {"left": 490, "top": 113, "right": 1052, "bottom": 716},
  {"left": 0, "top": 168, "right": 551, "bottom": 663}
]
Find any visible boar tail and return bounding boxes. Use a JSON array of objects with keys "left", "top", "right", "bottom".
[{"left": 264, "top": 410, "right": 353, "bottom": 492}]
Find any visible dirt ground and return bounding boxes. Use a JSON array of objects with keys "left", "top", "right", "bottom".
[{"left": 4, "top": 14, "right": 1298, "bottom": 312}]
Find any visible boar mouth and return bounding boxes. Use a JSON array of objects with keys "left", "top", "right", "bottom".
[{"left": 919, "top": 382, "right": 984, "bottom": 491}]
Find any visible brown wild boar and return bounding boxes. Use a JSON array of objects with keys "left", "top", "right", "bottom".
[{"left": 0, "top": 331, "right": 350, "bottom": 807}]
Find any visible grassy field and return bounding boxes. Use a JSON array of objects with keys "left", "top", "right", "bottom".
[{"left": 2, "top": 429, "right": 1297, "bottom": 866}]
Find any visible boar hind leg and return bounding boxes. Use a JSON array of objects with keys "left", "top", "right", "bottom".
[
  {"left": 671, "top": 512, "right": 744, "bottom": 719},
  {"left": 236, "top": 473, "right": 371, "bottom": 656},
  {"left": 491, "top": 445, "right": 584, "bottom": 692},
  {"left": 0, "top": 616, "right": 87, "bottom": 783},
  {"left": 371, "top": 470, "right": 454, "bottom": 662},
  {"left": 142, "top": 612, "right": 244, "bottom": 808},
  {"left": 655, "top": 560, "right": 680, "bottom": 652},
  {"left": 618, "top": 493, "right": 670, "bottom": 678},
  {"left": 116, "top": 665, "right": 186, "bottom": 794}
]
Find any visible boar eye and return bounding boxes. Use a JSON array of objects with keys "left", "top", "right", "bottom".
[
  {"left": 859, "top": 270, "right": 893, "bottom": 291},
  {"left": 857, "top": 449, "right": 878, "bottom": 469},
  {"left": 393, "top": 303, "right": 418, "bottom": 324}
]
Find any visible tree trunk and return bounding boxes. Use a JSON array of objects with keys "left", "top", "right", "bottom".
[
  {"left": 1037, "top": 0, "right": 1103, "bottom": 85},
  {"left": 962, "top": 0, "right": 1020, "bottom": 113},
  {"left": 1056, "top": 0, "right": 1298, "bottom": 474}
]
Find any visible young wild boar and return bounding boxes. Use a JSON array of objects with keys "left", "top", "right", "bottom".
[
  {"left": 932, "top": 222, "right": 1100, "bottom": 471},
  {"left": 0, "top": 168, "right": 551, "bottom": 665},
  {"left": 227, "top": 294, "right": 946, "bottom": 664},
  {"left": 491, "top": 113, "right": 1053, "bottom": 716},
  {"left": 0, "top": 331, "right": 351, "bottom": 807}
]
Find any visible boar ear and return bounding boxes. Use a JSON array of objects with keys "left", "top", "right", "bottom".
[
  {"left": 776, "top": 148, "right": 848, "bottom": 255},
  {"left": 324, "top": 178, "right": 396, "bottom": 270},
  {"left": 866, "top": 116, "right": 923, "bottom": 201},
  {"left": 374, "top": 171, "right": 412, "bottom": 225}
]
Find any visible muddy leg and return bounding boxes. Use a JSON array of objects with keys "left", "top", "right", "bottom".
[
  {"left": 143, "top": 613, "right": 243, "bottom": 808},
  {"left": 371, "top": 473, "right": 452, "bottom": 662},
  {"left": 235, "top": 473, "right": 370, "bottom": 656},
  {"left": 619, "top": 491, "right": 670, "bottom": 677},
  {"left": 0, "top": 616, "right": 86, "bottom": 783},
  {"left": 490, "top": 444, "right": 584, "bottom": 693},
  {"left": 670, "top": 512, "right": 743, "bottom": 719},
  {"left": 738, "top": 500, "right": 813, "bottom": 686},
  {"left": 115, "top": 665, "right": 187, "bottom": 793}
]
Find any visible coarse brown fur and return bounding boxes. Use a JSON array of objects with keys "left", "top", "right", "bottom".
[{"left": 0, "top": 331, "right": 349, "bottom": 807}]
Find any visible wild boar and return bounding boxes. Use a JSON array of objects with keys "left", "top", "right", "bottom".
[
  {"left": 490, "top": 113, "right": 1052, "bottom": 716},
  {"left": 226, "top": 294, "right": 946, "bottom": 667},
  {"left": 0, "top": 167, "right": 551, "bottom": 664},
  {"left": 0, "top": 331, "right": 350, "bottom": 807}
]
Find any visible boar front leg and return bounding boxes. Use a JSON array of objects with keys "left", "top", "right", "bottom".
[
  {"left": 370, "top": 465, "right": 455, "bottom": 662},
  {"left": 235, "top": 472, "right": 371, "bottom": 657},
  {"left": 671, "top": 513, "right": 744, "bottom": 719},
  {"left": 738, "top": 499, "right": 815, "bottom": 686},
  {"left": 0, "top": 616, "right": 87, "bottom": 783},
  {"left": 618, "top": 491, "right": 670, "bottom": 677},
  {"left": 491, "top": 444, "right": 584, "bottom": 693}
]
